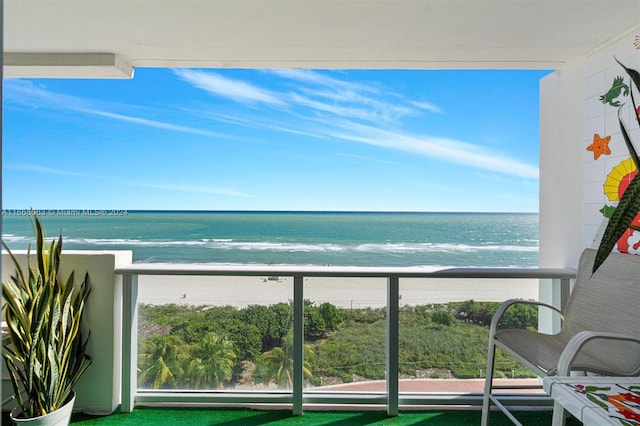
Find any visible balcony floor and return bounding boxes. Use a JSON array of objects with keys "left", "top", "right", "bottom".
[{"left": 3, "top": 407, "right": 581, "bottom": 425}]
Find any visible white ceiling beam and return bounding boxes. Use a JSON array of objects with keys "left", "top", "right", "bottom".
[{"left": 3, "top": 53, "right": 134, "bottom": 79}]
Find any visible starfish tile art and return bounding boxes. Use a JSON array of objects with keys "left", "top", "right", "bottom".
[{"left": 587, "top": 133, "right": 611, "bottom": 160}]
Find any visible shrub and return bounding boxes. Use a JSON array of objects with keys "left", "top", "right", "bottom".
[{"left": 431, "top": 310, "right": 454, "bottom": 327}]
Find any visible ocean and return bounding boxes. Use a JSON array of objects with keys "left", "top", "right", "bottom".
[{"left": 1, "top": 211, "right": 538, "bottom": 268}]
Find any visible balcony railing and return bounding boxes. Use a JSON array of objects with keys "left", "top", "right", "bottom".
[{"left": 116, "top": 264, "right": 575, "bottom": 416}]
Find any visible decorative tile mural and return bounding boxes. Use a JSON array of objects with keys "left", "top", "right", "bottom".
[{"left": 585, "top": 33, "right": 640, "bottom": 255}]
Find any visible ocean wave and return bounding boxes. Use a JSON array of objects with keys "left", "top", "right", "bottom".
[
  {"left": 131, "top": 259, "right": 450, "bottom": 271},
  {"left": 76, "top": 238, "right": 209, "bottom": 246},
  {"left": 1, "top": 234, "right": 32, "bottom": 243},
  {"left": 54, "top": 237, "right": 348, "bottom": 252},
  {"left": 3, "top": 235, "right": 538, "bottom": 254},
  {"left": 216, "top": 242, "right": 345, "bottom": 252},
  {"left": 353, "top": 242, "right": 538, "bottom": 253}
]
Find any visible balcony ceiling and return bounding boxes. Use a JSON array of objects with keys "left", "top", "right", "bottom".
[{"left": 4, "top": 0, "right": 640, "bottom": 78}]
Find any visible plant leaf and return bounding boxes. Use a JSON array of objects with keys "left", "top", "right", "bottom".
[
  {"left": 616, "top": 57, "right": 640, "bottom": 98},
  {"left": 2, "top": 216, "right": 92, "bottom": 417},
  {"left": 593, "top": 172, "right": 640, "bottom": 273},
  {"left": 619, "top": 107, "right": 640, "bottom": 171}
]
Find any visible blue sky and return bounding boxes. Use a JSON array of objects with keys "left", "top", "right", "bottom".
[{"left": 3, "top": 68, "right": 550, "bottom": 212}]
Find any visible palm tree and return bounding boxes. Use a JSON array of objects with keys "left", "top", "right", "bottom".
[
  {"left": 187, "top": 333, "right": 237, "bottom": 389},
  {"left": 258, "top": 331, "right": 313, "bottom": 388},
  {"left": 138, "top": 335, "right": 189, "bottom": 389},
  {"left": 140, "top": 356, "right": 176, "bottom": 389}
]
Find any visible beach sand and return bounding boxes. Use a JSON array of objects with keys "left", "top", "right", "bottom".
[{"left": 137, "top": 275, "right": 539, "bottom": 308}]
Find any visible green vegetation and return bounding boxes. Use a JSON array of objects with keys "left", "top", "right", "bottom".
[
  {"left": 137, "top": 299, "right": 538, "bottom": 390},
  {"left": 258, "top": 331, "right": 314, "bottom": 388}
]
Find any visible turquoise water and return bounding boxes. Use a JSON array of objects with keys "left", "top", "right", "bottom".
[{"left": 2, "top": 211, "right": 538, "bottom": 268}]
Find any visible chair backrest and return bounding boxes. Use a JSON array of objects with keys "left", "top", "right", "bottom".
[{"left": 561, "top": 248, "right": 640, "bottom": 373}]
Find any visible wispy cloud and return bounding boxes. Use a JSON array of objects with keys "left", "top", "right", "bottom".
[
  {"left": 180, "top": 69, "right": 440, "bottom": 124},
  {"left": 6, "top": 163, "right": 255, "bottom": 198},
  {"left": 4, "top": 163, "right": 102, "bottom": 178},
  {"left": 272, "top": 69, "right": 430, "bottom": 122},
  {"left": 174, "top": 70, "right": 534, "bottom": 179},
  {"left": 84, "top": 110, "right": 227, "bottom": 138},
  {"left": 289, "top": 93, "right": 394, "bottom": 122},
  {"left": 185, "top": 109, "right": 327, "bottom": 140},
  {"left": 4, "top": 79, "right": 228, "bottom": 138},
  {"left": 325, "top": 121, "right": 539, "bottom": 180},
  {"left": 174, "top": 69, "right": 286, "bottom": 107},
  {"left": 268, "top": 69, "right": 379, "bottom": 96},
  {"left": 409, "top": 100, "right": 444, "bottom": 114},
  {"left": 4, "top": 79, "right": 93, "bottom": 111}
]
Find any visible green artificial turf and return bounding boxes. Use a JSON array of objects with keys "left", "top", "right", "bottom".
[{"left": 0, "top": 407, "right": 580, "bottom": 425}]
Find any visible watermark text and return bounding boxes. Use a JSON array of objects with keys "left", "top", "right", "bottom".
[{"left": 2, "top": 209, "right": 128, "bottom": 217}]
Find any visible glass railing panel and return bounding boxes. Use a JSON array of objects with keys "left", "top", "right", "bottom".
[
  {"left": 397, "top": 277, "right": 541, "bottom": 395},
  {"left": 119, "top": 266, "right": 574, "bottom": 411},
  {"left": 137, "top": 274, "right": 294, "bottom": 392},
  {"left": 302, "top": 277, "right": 387, "bottom": 393}
]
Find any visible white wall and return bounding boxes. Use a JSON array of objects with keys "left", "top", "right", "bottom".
[
  {"left": 539, "top": 62, "right": 586, "bottom": 269},
  {"left": 2, "top": 250, "right": 132, "bottom": 415},
  {"left": 538, "top": 60, "right": 586, "bottom": 331}
]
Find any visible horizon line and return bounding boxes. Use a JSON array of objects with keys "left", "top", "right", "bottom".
[{"left": 1, "top": 208, "right": 539, "bottom": 215}]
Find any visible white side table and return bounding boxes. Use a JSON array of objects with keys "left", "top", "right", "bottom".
[{"left": 543, "top": 376, "right": 640, "bottom": 425}]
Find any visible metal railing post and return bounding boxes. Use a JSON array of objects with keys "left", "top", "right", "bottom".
[
  {"left": 292, "top": 275, "right": 304, "bottom": 416},
  {"left": 121, "top": 274, "right": 138, "bottom": 412},
  {"left": 386, "top": 276, "right": 399, "bottom": 417}
]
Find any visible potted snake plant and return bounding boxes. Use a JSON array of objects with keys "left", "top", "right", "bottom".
[{"left": 2, "top": 215, "right": 91, "bottom": 425}]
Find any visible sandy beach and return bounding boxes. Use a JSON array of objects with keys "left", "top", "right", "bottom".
[{"left": 137, "top": 275, "right": 539, "bottom": 308}]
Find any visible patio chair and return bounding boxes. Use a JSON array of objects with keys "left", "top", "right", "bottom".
[{"left": 481, "top": 248, "right": 640, "bottom": 426}]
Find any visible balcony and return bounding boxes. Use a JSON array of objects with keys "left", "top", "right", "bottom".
[
  {"left": 119, "top": 262, "right": 574, "bottom": 416},
  {"left": 2, "top": 251, "right": 574, "bottom": 417}
]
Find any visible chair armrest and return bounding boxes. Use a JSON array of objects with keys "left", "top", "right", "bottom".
[
  {"left": 490, "top": 299, "right": 563, "bottom": 333},
  {"left": 557, "top": 330, "right": 640, "bottom": 376}
]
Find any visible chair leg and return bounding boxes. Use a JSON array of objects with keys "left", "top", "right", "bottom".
[{"left": 481, "top": 339, "right": 497, "bottom": 426}]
